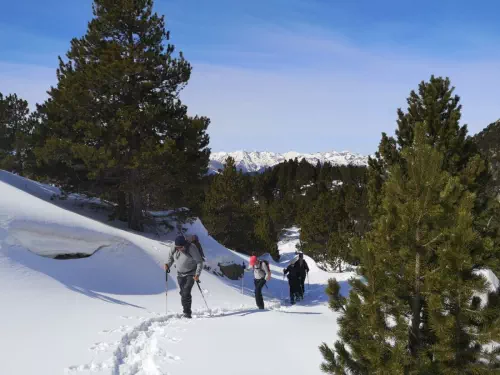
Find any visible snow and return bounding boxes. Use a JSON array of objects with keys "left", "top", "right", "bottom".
[
  {"left": 209, "top": 150, "right": 370, "bottom": 174},
  {"left": 0, "top": 171, "right": 354, "bottom": 375}
]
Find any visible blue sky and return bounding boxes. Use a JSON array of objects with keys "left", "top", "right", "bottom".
[{"left": 1, "top": 0, "right": 500, "bottom": 154}]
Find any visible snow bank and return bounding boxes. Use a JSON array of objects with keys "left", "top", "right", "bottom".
[{"left": 0, "top": 172, "right": 124, "bottom": 256}]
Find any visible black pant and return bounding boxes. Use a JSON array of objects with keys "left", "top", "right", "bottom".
[
  {"left": 178, "top": 275, "right": 195, "bottom": 315},
  {"left": 288, "top": 277, "right": 300, "bottom": 303},
  {"left": 298, "top": 275, "right": 306, "bottom": 297},
  {"left": 254, "top": 278, "right": 266, "bottom": 309}
]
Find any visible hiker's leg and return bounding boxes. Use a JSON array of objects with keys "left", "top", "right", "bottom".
[
  {"left": 254, "top": 279, "right": 265, "bottom": 309},
  {"left": 299, "top": 276, "right": 305, "bottom": 298},
  {"left": 178, "top": 276, "right": 195, "bottom": 315},
  {"left": 288, "top": 280, "right": 295, "bottom": 303}
]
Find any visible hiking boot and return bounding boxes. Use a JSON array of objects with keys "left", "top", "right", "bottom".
[{"left": 183, "top": 313, "right": 192, "bottom": 319}]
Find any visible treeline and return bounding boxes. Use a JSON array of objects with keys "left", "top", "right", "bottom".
[
  {"left": 200, "top": 155, "right": 369, "bottom": 269},
  {"left": 0, "top": 0, "right": 210, "bottom": 231}
]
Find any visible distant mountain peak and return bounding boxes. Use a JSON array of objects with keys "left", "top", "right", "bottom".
[{"left": 209, "top": 150, "right": 369, "bottom": 174}]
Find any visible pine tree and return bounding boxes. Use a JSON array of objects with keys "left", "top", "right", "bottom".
[
  {"left": 202, "top": 157, "right": 257, "bottom": 254},
  {"left": 35, "top": 0, "right": 208, "bottom": 230},
  {"left": 254, "top": 210, "right": 279, "bottom": 261},
  {"left": 0, "top": 93, "right": 32, "bottom": 174},
  {"left": 321, "top": 123, "right": 500, "bottom": 373},
  {"left": 299, "top": 191, "right": 353, "bottom": 270},
  {"left": 368, "top": 76, "right": 477, "bottom": 218}
]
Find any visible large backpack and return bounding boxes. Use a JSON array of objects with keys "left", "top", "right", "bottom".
[
  {"left": 257, "top": 259, "right": 270, "bottom": 277},
  {"left": 185, "top": 234, "right": 206, "bottom": 260}
]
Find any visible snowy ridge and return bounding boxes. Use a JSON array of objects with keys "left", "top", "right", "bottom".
[{"left": 209, "top": 150, "right": 369, "bottom": 173}]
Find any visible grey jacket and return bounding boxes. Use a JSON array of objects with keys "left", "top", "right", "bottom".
[
  {"left": 252, "top": 261, "right": 271, "bottom": 280},
  {"left": 166, "top": 243, "right": 204, "bottom": 277}
]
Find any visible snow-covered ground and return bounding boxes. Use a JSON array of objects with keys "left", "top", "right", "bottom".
[{"left": 0, "top": 171, "right": 354, "bottom": 375}]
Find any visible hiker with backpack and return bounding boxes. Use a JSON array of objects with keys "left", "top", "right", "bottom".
[
  {"left": 248, "top": 255, "right": 271, "bottom": 310},
  {"left": 164, "top": 235, "right": 204, "bottom": 319},
  {"left": 294, "top": 253, "right": 309, "bottom": 299},
  {"left": 283, "top": 262, "right": 300, "bottom": 305}
]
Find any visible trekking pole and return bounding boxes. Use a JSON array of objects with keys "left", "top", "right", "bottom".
[
  {"left": 196, "top": 280, "right": 210, "bottom": 312},
  {"left": 165, "top": 267, "right": 170, "bottom": 315},
  {"left": 307, "top": 273, "right": 310, "bottom": 292},
  {"left": 280, "top": 274, "right": 285, "bottom": 301}
]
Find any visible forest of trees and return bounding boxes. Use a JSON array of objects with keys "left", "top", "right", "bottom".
[
  {"left": 1, "top": 0, "right": 500, "bottom": 372},
  {"left": 200, "top": 155, "right": 368, "bottom": 264}
]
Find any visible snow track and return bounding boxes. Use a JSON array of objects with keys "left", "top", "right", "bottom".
[{"left": 69, "top": 304, "right": 284, "bottom": 375}]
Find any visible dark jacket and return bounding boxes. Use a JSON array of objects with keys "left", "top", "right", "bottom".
[
  {"left": 284, "top": 264, "right": 299, "bottom": 280},
  {"left": 294, "top": 259, "right": 309, "bottom": 277}
]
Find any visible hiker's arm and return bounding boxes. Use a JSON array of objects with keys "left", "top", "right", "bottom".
[
  {"left": 305, "top": 261, "right": 310, "bottom": 272},
  {"left": 264, "top": 263, "right": 271, "bottom": 280},
  {"left": 165, "top": 248, "right": 175, "bottom": 270}
]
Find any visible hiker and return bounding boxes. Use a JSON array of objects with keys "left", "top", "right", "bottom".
[
  {"left": 284, "top": 263, "right": 300, "bottom": 305},
  {"left": 295, "top": 253, "right": 309, "bottom": 299},
  {"left": 164, "top": 235, "right": 204, "bottom": 319},
  {"left": 248, "top": 255, "right": 271, "bottom": 310},
  {"left": 186, "top": 234, "right": 206, "bottom": 260}
]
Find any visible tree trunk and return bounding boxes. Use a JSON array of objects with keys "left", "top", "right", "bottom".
[
  {"left": 410, "top": 251, "right": 422, "bottom": 358},
  {"left": 117, "top": 190, "right": 128, "bottom": 222},
  {"left": 127, "top": 170, "right": 144, "bottom": 231}
]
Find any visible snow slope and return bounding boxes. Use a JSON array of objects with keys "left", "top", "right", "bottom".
[
  {"left": 0, "top": 171, "right": 354, "bottom": 375},
  {"left": 209, "top": 150, "right": 369, "bottom": 174}
]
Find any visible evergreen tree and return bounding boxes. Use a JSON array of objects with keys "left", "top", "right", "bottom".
[
  {"left": 299, "top": 191, "right": 353, "bottom": 269},
  {"left": 368, "top": 76, "right": 477, "bottom": 218},
  {"left": 35, "top": 0, "right": 208, "bottom": 230},
  {"left": 321, "top": 123, "right": 500, "bottom": 373},
  {"left": 254, "top": 210, "right": 279, "bottom": 261},
  {"left": 202, "top": 157, "right": 257, "bottom": 254},
  {"left": 0, "top": 93, "right": 33, "bottom": 174}
]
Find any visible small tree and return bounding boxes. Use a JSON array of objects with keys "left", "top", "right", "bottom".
[
  {"left": 254, "top": 210, "right": 279, "bottom": 261},
  {"left": 202, "top": 157, "right": 256, "bottom": 254},
  {"left": 300, "top": 191, "right": 354, "bottom": 270},
  {"left": 0, "top": 93, "right": 33, "bottom": 175}
]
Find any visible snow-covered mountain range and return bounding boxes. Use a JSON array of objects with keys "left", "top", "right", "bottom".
[{"left": 209, "top": 151, "right": 370, "bottom": 174}]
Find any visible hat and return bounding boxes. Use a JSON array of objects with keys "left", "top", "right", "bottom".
[
  {"left": 249, "top": 255, "right": 258, "bottom": 267},
  {"left": 175, "top": 235, "right": 187, "bottom": 247}
]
